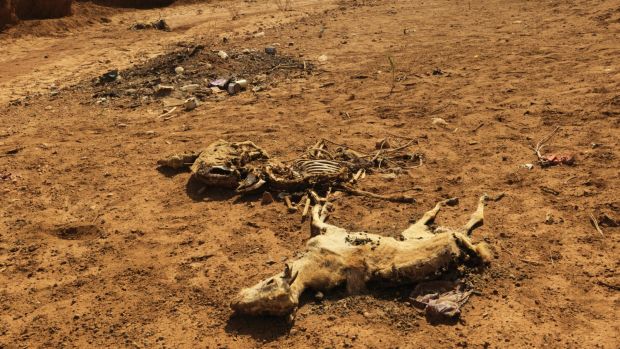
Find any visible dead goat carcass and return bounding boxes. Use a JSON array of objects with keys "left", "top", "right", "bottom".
[
  {"left": 157, "top": 139, "right": 418, "bottom": 203},
  {"left": 230, "top": 195, "right": 491, "bottom": 316}
]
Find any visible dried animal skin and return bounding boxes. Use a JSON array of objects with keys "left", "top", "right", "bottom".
[{"left": 231, "top": 195, "right": 491, "bottom": 316}]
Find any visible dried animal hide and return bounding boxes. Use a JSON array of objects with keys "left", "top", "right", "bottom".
[{"left": 231, "top": 195, "right": 491, "bottom": 316}]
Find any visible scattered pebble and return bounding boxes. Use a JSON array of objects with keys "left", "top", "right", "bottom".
[
  {"left": 431, "top": 117, "right": 448, "bottom": 126},
  {"left": 261, "top": 191, "right": 274, "bottom": 205},
  {"left": 183, "top": 98, "right": 198, "bottom": 111}
]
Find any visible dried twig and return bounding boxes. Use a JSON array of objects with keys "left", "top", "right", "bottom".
[
  {"left": 388, "top": 56, "right": 396, "bottom": 94},
  {"left": 519, "top": 258, "right": 542, "bottom": 266},
  {"left": 532, "top": 126, "right": 560, "bottom": 166},
  {"left": 160, "top": 107, "right": 178, "bottom": 120},
  {"left": 589, "top": 213, "right": 605, "bottom": 238},
  {"left": 320, "top": 138, "right": 369, "bottom": 156},
  {"left": 340, "top": 185, "right": 415, "bottom": 203}
]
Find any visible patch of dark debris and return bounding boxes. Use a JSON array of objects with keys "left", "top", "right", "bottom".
[{"left": 88, "top": 44, "right": 313, "bottom": 109}]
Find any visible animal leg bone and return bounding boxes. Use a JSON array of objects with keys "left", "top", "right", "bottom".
[
  {"left": 462, "top": 194, "right": 487, "bottom": 235},
  {"left": 401, "top": 197, "right": 458, "bottom": 240}
]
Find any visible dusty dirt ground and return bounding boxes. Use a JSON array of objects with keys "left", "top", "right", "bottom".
[{"left": 1, "top": 0, "right": 619, "bottom": 348}]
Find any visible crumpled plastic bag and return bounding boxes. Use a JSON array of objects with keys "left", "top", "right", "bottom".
[{"left": 410, "top": 280, "right": 473, "bottom": 323}]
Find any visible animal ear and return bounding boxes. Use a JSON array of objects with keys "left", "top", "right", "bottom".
[
  {"left": 283, "top": 264, "right": 291, "bottom": 279},
  {"left": 289, "top": 270, "right": 299, "bottom": 284},
  {"left": 282, "top": 264, "right": 299, "bottom": 285}
]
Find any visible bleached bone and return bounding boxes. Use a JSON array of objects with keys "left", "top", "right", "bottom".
[{"left": 230, "top": 195, "right": 491, "bottom": 316}]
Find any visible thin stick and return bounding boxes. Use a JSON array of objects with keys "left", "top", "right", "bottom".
[
  {"left": 519, "top": 258, "right": 542, "bottom": 266},
  {"left": 532, "top": 126, "right": 560, "bottom": 166},
  {"left": 159, "top": 107, "right": 177, "bottom": 120},
  {"left": 320, "top": 138, "right": 369, "bottom": 156},
  {"left": 340, "top": 185, "right": 415, "bottom": 203},
  {"left": 589, "top": 213, "right": 604, "bottom": 237},
  {"left": 385, "top": 132, "right": 416, "bottom": 141},
  {"left": 362, "top": 139, "right": 416, "bottom": 159}
]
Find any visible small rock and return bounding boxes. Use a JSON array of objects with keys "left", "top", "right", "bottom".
[
  {"left": 265, "top": 46, "right": 277, "bottom": 55},
  {"left": 318, "top": 54, "right": 328, "bottom": 62},
  {"left": 155, "top": 84, "right": 175, "bottom": 96},
  {"left": 521, "top": 163, "right": 534, "bottom": 170},
  {"left": 261, "top": 192, "right": 274, "bottom": 205},
  {"left": 431, "top": 117, "right": 448, "bottom": 126},
  {"left": 544, "top": 213, "right": 554, "bottom": 225},
  {"left": 381, "top": 173, "right": 397, "bottom": 181},
  {"left": 217, "top": 51, "right": 228, "bottom": 59},
  {"left": 183, "top": 98, "right": 198, "bottom": 111},
  {"left": 375, "top": 138, "right": 391, "bottom": 149},
  {"left": 175, "top": 66, "right": 185, "bottom": 75},
  {"left": 227, "top": 83, "right": 241, "bottom": 95},
  {"left": 254, "top": 31, "right": 265, "bottom": 38},
  {"left": 315, "top": 291, "right": 324, "bottom": 301}
]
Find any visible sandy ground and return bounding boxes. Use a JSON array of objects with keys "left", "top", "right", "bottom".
[{"left": 0, "top": 0, "right": 619, "bottom": 348}]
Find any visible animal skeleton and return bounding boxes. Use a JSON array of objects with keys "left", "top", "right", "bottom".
[
  {"left": 231, "top": 195, "right": 491, "bottom": 316},
  {"left": 158, "top": 139, "right": 417, "bottom": 203}
]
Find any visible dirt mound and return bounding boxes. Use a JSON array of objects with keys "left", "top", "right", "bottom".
[
  {"left": 14, "top": 0, "right": 73, "bottom": 19},
  {"left": 91, "top": 0, "right": 176, "bottom": 8},
  {"left": 0, "top": 0, "right": 17, "bottom": 29}
]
